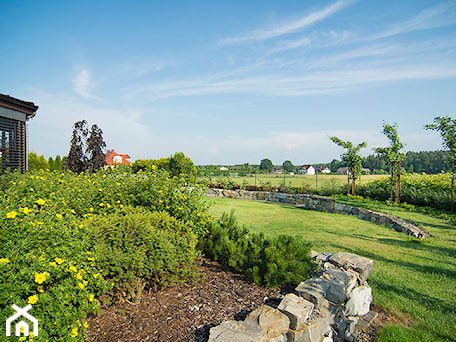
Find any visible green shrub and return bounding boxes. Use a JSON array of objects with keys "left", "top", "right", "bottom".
[
  {"left": 0, "top": 168, "right": 211, "bottom": 341},
  {"left": 199, "top": 211, "right": 318, "bottom": 287},
  {"left": 88, "top": 207, "right": 200, "bottom": 303}
]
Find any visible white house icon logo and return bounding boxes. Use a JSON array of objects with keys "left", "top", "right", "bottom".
[{"left": 5, "top": 304, "right": 38, "bottom": 337}]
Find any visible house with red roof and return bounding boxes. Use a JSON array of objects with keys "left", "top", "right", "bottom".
[{"left": 105, "top": 149, "right": 131, "bottom": 167}]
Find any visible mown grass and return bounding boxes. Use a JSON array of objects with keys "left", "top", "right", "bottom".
[{"left": 207, "top": 197, "right": 456, "bottom": 342}]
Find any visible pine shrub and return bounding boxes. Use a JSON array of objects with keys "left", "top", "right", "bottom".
[{"left": 199, "top": 211, "right": 318, "bottom": 287}]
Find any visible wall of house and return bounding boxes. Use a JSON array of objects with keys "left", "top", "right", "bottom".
[{"left": 206, "top": 189, "right": 429, "bottom": 239}]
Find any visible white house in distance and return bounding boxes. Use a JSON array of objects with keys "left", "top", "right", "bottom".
[{"left": 298, "top": 165, "right": 315, "bottom": 175}]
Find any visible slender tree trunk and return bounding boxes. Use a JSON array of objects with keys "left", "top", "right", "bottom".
[
  {"left": 396, "top": 161, "right": 402, "bottom": 204},
  {"left": 452, "top": 159, "right": 454, "bottom": 214},
  {"left": 389, "top": 163, "right": 395, "bottom": 202},
  {"left": 347, "top": 170, "right": 350, "bottom": 195},
  {"left": 352, "top": 172, "right": 356, "bottom": 196}
]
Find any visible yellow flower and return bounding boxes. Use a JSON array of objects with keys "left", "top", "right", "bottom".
[
  {"left": 70, "top": 327, "right": 78, "bottom": 337},
  {"left": 19, "top": 337, "right": 26, "bottom": 342},
  {"left": 28, "top": 295, "right": 38, "bottom": 304},
  {"left": 35, "top": 198, "right": 46, "bottom": 206},
  {"left": 55, "top": 213, "right": 63, "bottom": 219},
  {"left": 87, "top": 257, "right": 95, "bottom": 261},
  {"left": 20, "top": 207, "right": 31, "bottom": 214},
  {"left": 6, "top": 211, "right": 17, "bottom": 219},
  {"left": 76, "top": 273, "right": 83, "bottom": 280},
  {"left": 35, "top": 273, "right": 46, "bottom": 284},
  {"left": 83, "top": 280, "right": 88, "bottom": 286},
  {"left": 89, "top": 208, "right": 94, "bottom": 212},
  {"left": 88, "top": 294, "right": 95, "bottom": 302},
  {"left": 69, "top": 265, "right": 77, "bottom": 272},
  {"left": 49, "top": 261, "right": 57, "bottom": 267},
  {"left": 0, "top": 258, "right": 9, "bottom": 264},
  {"left": 37, "top": 286, "right": 44, "bottom": 293},
  {"left": 84, "top": 321, "right": 89, "bottom": 328},
  {"left": 70, "top": 209, "right": 76, "bottom": 214},
  {"left": 55, "top": 257, "right": 64, "bottom": 265},
  {"left": 99, "top": 203, "right": 104, "bottom": 207},
  {"left": 78, "top": 282, "right": 85, "bottom": 289},
  {"left": 93, "top": 273, "right": 99, "bottom": 279}
]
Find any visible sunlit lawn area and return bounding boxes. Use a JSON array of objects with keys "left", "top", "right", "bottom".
[
  {"left": 201, "top": 173, "right": 386, "bottom": 190},
  {"left": 207, "top": 197, "right": 456, "bottom": 342}
]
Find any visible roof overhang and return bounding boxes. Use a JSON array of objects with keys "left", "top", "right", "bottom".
[{"left": 0, "top": 93, "right": 39, "bottom": 120}]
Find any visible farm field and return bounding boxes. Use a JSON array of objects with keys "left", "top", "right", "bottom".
[
  {"left": 200, "top": 173, "right": 386, "bottom": 190},
  {"left": 207, "top": 197, "right": 456, "bottom": 342}
]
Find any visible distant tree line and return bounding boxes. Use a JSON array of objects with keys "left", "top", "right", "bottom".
[{"left": 28, "top": 152, "right": 67, "bottom": 171}]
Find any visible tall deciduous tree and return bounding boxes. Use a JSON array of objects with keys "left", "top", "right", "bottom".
[
  {"left": 282, "top": 160, "right": 295, "bottom": 173},
  {"left": 64, "top": 120, "right": 88, "bottom": 173},
  {"left": 374, "top": 122, "right": 405, "bottom": 203},
  {"left": 424, "top": 116, "right": 456, "bottom": 214},
  {"left": 260, "top": 158, "right": 273, "bottom": 172},
  {"left": 86, "top": 124, "right": 107, "bottom": 173},
  {"left": 329, "top": 136, "right": 367, "bottom": 195}
]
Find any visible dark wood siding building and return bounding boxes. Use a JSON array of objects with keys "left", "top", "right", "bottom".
[{"left": 0, "top": 94, "right": 38, "bottom": 174}]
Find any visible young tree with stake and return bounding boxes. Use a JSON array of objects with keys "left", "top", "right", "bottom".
[
  {"left": 374, "top": 122, "right": 405, "bottom": 203},
  {"left": 424, "top": 116, "right": 456, "bottom": 214},
  {"left": 329, "top": 136, "right": 367, "bottom": 196}
]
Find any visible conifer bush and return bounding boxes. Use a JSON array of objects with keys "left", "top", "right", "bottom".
[
  {"left": 199, "top": 211, "right": 318, "bottom": 287},
  {"left": 88, "top": 207, "right": 200, "bottom": 303}
]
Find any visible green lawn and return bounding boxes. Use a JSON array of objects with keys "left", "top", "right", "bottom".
[{"left": 206, "top": 197, "right": 456, "bottom": 342}]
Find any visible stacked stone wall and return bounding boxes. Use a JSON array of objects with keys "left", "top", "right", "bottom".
[
  {"left": 206, "top": 189, "right": 429, "bottom": 239},
  {"left": 208, "top": 252, "right": 377, "bottom": 342}
]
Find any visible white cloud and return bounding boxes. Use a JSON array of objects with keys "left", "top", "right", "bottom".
[
  {"left": 220, "top": 1, "right": 349, "bottom": 45},
  {"left": 73, "top": 68, "right": 98, "bottom": 99}
]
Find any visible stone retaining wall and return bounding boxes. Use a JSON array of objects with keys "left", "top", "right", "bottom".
[
  {"left": 206, "top": 188, "right": 429, "bottom": 239},
  {"left": 208, "top": 251, "right": 377, "bottom": 342}
]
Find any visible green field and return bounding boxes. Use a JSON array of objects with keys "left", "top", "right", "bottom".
[
  {"left": 207, "top": 197, "right": 456, "bottom": 342},
  {"left": 201, "top": 173, "right": 386, "bottom": 190}
]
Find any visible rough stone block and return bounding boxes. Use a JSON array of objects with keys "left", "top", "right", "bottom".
[
  {"left": 328, "top": 252, "right": 374, "bottom": 283},
  {"left": 208, "top": 320, "right": 265, "bottom": 342},
  {"left": 321, "top": 269, "right": 358, "bottom": 304},
  {"left": 295, "top": 278, "right": 331, "bottom": 309},
  {"left": 345, "top": 285, "right": 373, "bottom": 316},
  {"left": 277, "top": 293, "right": 314, "bottom": 330},
  {"left": 245, "top": 305, "right": 290, "bottom": 339}
]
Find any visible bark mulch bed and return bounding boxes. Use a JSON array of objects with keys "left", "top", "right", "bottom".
[{"left": 86, "top": 259, "right": 396, "bottom": 342}]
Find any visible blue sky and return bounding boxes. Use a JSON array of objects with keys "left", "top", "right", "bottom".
[{"left": 1, "top": 0, "right": 456, "bottom": 165}]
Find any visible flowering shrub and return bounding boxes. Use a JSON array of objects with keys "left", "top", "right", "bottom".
[{"left": 0, "top": 167, "right": 211, "bottom": 341}]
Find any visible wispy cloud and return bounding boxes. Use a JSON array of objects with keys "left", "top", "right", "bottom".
[
  {"left": 375, "top": 2, "right": 456, "bottom": 39},
  {"left": 220, "top": 1, "right": 349, "bottom": 45},
  {"left": 73, "top": 68, "right": 97, "bottom": 99},
  {"left": 128, "top": 61, "right": 456, "bottom": 99},
  {"left": 267, "top": 36, "right": 312, "bottom": 55}
]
